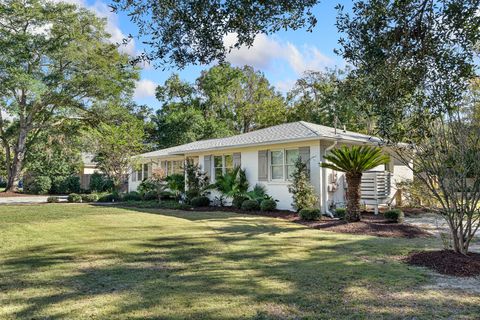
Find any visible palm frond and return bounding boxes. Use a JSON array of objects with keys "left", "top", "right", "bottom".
[{"left": 321, "top": 145, "right": 389, "bottom": 174}]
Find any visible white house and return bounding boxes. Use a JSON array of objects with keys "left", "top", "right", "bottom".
[{"left": 129, "top": 121, "right": 412, "bottom": 214}]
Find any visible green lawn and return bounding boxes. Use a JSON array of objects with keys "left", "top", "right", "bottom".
[{"left": 0, "top": 204, "right": 478, "bottom": 319}]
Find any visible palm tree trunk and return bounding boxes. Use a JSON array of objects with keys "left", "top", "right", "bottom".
[{"left": 345, "top": 172, "right": 362, "bottom": 222}]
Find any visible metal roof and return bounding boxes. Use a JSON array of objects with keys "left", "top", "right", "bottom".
[{"left": 138, "top": 121, "right": 381, "bottom": 158}]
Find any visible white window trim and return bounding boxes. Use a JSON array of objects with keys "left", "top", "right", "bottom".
[
  {"left": 269, "top": 148, "right": 299, "bottom": 182},
  {"left": 212, "top": 154, "right": 233, "bottom": 182}
]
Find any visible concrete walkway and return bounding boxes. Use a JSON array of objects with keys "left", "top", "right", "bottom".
[{"left": 0, "top": 195, "right": 67, "bottom": 204}]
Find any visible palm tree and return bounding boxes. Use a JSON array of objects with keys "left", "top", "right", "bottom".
[
  {"left": 322, "top": 146, "right": 389, "bottom": 222},
  {"left": 214, "top": 167, "right": 249, "bottom": 205}
]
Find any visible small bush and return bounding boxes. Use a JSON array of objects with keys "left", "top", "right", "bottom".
[
  {"left": 335, "top": 208, "right": 346, "bottom": 219},
  {"left": 24, "top": 176, "right": 52, "bottom": 195},
  {"left": 60, "top": 176, "right": 81, "bottom": 194},
  {"left": 159, "top": 191, "right": 175, "bottom": 200},
  {"left": 260, "top": 199, "right": 277, "bottom": 211},
  {"left": 142, "top": 190, "right": 158, "bottom": 201},
  {"left": 97, "top": 192, "right": 121, "bottom": 202},
  {"left": 47, "top": 196, "right": 60, "bottom": 203},
  {"left": 190, "top": 196, "right": 210, "bottom": 207},
  {"left": 89, "top": 172, "right": 113, "bottom": 192},
  {"left": 241, "top": 199, "right": 260, "bottom": 211},
  {"left": 81, "top": 193, "right": 99, "bottom": 203},
  {"left": 299, "top": 208, "right": 321, "bottom": 221},
  {"left": 122, "top": 191, "right": 142, "bottom": 202},
  {"left": 232, "top": 195, "right": 249, "bottom": 209},
  {"left": 137, "top": 179, "right": 158, "bottom": 195},
  {"left": 384, "top": 209, "right": 404, "bottom": 223},
  {"left": 67, "top": 193, "right": 82, "bottom": 203},
  {"left": 119, "top": 200, "right": 192, "bottom": 210}
]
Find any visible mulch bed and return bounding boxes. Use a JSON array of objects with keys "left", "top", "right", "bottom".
[
  {"left": 405, "top": 250, "right": 480, "bottom": 277},
  {"left": 0, "top": 191, "right": 36, "bottom": 198},
  {"left": 193, "top": 207, "right": 431, "bottom": 239}
]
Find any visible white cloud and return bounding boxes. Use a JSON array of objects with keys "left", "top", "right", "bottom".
[
  {"left": 225, "top": 33, "right": 335, "bottom": 75},
  {"left": 134, "top": 79, "right": 158, "bottom": 99}
]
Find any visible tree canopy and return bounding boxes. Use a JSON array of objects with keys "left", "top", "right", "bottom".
[
  {"left": 0, "top": 0, "right": 139, "bottom": 190},
  {"left": 110, "top": 0, "right": 319, "bottom": 68}
]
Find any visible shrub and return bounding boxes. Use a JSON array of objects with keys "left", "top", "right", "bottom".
[
  {"left": 190, "top": 196, "right": 210, "bottom": 207},
  {"left": 384, "top": 209, "right": 404, "bottom": 223},
  {"left": 89, "top": 172, "right": 113, "bottom": 192},
  {"left": 24, "top": 176, "right": 52, "bottom": 195},
  {"left": 0, "top": 179, "right": 6, "bottom": 188},
  {"left": 81, "top": 193, "right": 99, "bottom": 203},
  {"left": 166, "top": 173, "right": 185, "bottom": 199},
  {"left": 67, "top": 193, "right": 82, "bottom": 203},
  {"left": 241, "top": 199, "right": 260, "bottom": 211},
  {"left": 47, "top": 196, "right": 60, "bottom": 203},
  {"left": 335, "top": 208, "right": 346, "bottom": 219},
  {"left": 119, "top": 200, "right": 192, "bottom": 210},
  {"left": 260, "top": 199, "right": 277, "bottom": 211},
  {"left": 288, "top": 158, "right": 318, "bottom": 211},
  {"left": 122, "top": 191, "right": 142, "bottom": 202},
  {"left": 246, "top": 184, "right": 269, "bottom": 204},
  {"left": 299, "top": 208, "right": 321, "bottom": 221},
  {"left": 137, "top": 179, "right": 158, "bottom": 195},
  {"left": 232, "top": 195, "right": 249, "bottom": 209},
  {"left": 61, "top": 176, "right": 81, "bottom": 194},
  {"left": 142, "top": 190, "right": 158, "bottom": 201},
  {"left": 97, "top": 192, "right": 121, "bottom": 202}
]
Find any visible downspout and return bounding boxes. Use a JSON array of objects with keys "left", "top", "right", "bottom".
[{"left": 322, "top": 141, "right": 337, "bottom": 217}]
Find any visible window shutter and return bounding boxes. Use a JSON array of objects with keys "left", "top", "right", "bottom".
[
  {"left": 258, "top": 150, "right": 268, "bottom": 181},
  {"left": 204, "top": 155, "right": 212, "bottom": 181},
  {"left": 233, "top": 153, "right": 241, "bottom": 168},
  {"left": 299, "top": 146, "right": 311, "bottom": 176}
]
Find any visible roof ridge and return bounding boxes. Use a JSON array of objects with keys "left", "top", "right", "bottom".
[{"left": 297, "top": 121, "right": 322, "bottom": 136}]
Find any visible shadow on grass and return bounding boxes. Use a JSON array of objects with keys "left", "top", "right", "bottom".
[{"left": 0, "top": 205, "right": 477, "bottom": 319}]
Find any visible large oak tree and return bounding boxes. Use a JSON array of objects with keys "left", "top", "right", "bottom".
[{"left": 0, "top": 0, "right": 138, "bottom": 191}]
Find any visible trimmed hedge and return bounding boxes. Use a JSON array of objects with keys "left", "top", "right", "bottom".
[
  {"left": 384, "top": 209, "right": 404, "bottom": 223},
  {"left": 190, "top": 196, "right": 210, "bottom": 207},
  {"left": 47, "top": 196, "right": 60, "bottom": 203},
  {"left": 299, "top": 208, "right": 321, "bottom": 221},
  {"left": 97, "top": 192, "right": 121, "bottom": 202},
  {"left": 232, "top": 195, "right": 249, "bottom": 209},
  {"left": 24, "top": 176, "right": 51, "bottom": 195},
  {"left": 81, "top": 193, "right": 99, "bottom": 203},
  {"left": 142, "top": 191, "right": 158, "bottom": 201},
  {"left": 260, "top": 199, "right": 277, "bottom": 211},
  {"left": 241, "top": 199, "right": 260, "bottom": 211},
  {"left": 67, "top": 193, "right": 82, "bottom": 203},
  {"left": 122, "top": 191, "right": 142, "bottom": 202}
]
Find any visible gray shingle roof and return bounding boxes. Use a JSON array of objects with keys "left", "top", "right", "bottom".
[{"left": 139, "top": 121, "right": 381, "bottom": 158}]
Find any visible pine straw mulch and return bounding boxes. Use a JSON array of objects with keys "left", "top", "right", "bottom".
[
  {"left": 404, "top": 250, "right": 480, "bottom": 277},
  {"left": 0, "top": 191, "right": 36, "bottom": 198},
  {"left": 193, "top": 207, "right": 431, "bottom": 239}
]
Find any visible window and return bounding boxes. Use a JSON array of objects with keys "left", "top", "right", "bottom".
[
  {"left": 270, "top": 150, "right": 284, "bottom": 180},
  {"left": 132, "top": 169, "right": 137, "bottom": 182},
  {"left": 171, "top": 161, "right": 183, "bottom": 174},
  {"left": 213, "top": 154, "right": 233, "bottom": 179},
  {"left": 137, "top": 169, "right": 142, "bottom": 181},
  {"left": 269, "top": 149, "right": 300, "bottom": 181},
  {"left": 286, "top": 149, "right": 299, "bottom": 180},
  {"left": 143, "top": 164, "right": 149, "bottom": 180}
]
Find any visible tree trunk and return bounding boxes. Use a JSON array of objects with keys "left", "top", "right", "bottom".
[
  {"left": 345, "top": 172, "right": 362, "bottom": 222},
  {"left": 4, "top": 126, "right": 28, "bottom": 192}
]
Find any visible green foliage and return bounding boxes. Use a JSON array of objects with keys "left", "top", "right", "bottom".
[
  {"left": 97, "top": 192, "right": 121, "bottom": 203},
  {"left": 232, "top": 195, "right": 249, "bottom": 209},
  {"left": 89, "top": 172, "right": 113, "bottom": 193},
  {"left": 241, "top": 199, "right": 260, "bottom": 211},
  {"left": 138, "top": 180, "right": 159, "bottom": 195},
  {"left": 47, "top": 196, "right": 60, "bottom": 203},
  {"left": 142, "top": 191, "right": 159, "bottom": 201},
  {"left": 185, "top": 161, "right": 210, "bottom": 201},
  {"left": 24, "top": 176, "right": 52, "bottom": 195},
  {"left": 260, "top": 199, "right": 277, "bottom": 211},
  {"left": 299, "top": 208, "right": 321, "bottom": 221},
  {"left": 190, "top": 196, "right": 210, "bottom": 208},
  {"left": 81, "top": 194, "right": 99, "bottom": 203},
  {"left": 122, "top": 191, "right": 142, "bottom": 202},
  {"left": 215, "top": 167, "right": 249, "bottom": 200},
  {"left": 67, "top": 193, "right": 82, "bottom": 203},
  {"left": 119, "top": 200, "right": 192, "bottom": 210},
  {"left": 335, "top": 208, "right": 346, "bottom": 219},
  {"left": 165, "top": 174, "right": 185, "bottom": 200},
  {"left": 110, "top": 1, "right": 317, "bottom": 68},
  {"left": 288, "top": 158, "right": 318, "bottom": 212},
  {"left": 245, "top": 184, "right": 270, "bottom": 204},
  {"left": 384, "top": 209, "right": 404, "bottom": 223},
  {"left": 0, "top": 0, "right": 138, "bottom": 191}
]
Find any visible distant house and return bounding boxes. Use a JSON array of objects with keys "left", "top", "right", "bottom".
[
  {"left": 129, "top": 121, "right": 412, "bottom": 213},
  {"left": 79, "top": 153, "right": 99, "bottom": 190}
]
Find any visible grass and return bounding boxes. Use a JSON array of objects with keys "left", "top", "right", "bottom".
[{"left": 0, "top": 204, "right": 478, "bottom": 319}]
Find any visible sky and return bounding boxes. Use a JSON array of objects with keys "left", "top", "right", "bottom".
[{"left": 58, "top": 0, "right": 351, "bottom": 109}]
